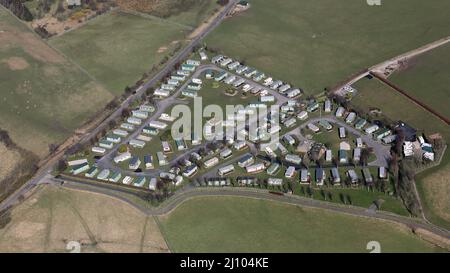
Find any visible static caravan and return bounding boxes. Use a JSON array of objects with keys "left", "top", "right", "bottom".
[
  {"left": 106, "top": 134, "right": 121, "bottom": 144},
  {"left": 300, "top": 169, "right": 309, "bottom": 184},
  {"left": 228, "top": 61, "right": 240, "bottom": 70},
  {"left": 339, "top": 127, "right": 346, "bottom": 139},
  {"left": 306, "top": 102, "right": 319, "bottom": 112},
  {"left": 315, "top": 168, "right": 325, "bottom": 186},
  {"left": 177, "top": 69, "right": 191, "bottom": 76},
  {"left": 246, "top": 163, "right": 265, "bottom": 174},
  {"left": 238, "top": 154, "right": 254, "bottom": 168},
  {"left": 72, "top": 163, "right": 89, "bottom": 175},
  {"left": 113, "top": 129, "right": 128, "bottom": 137},
  {"left": 353, "top": 148, "right": 361, "bottom": 162},
  {"left": 133, "top": 176, "right": 146, "bottom": 187},
  {"left": 335, "top": 107, "right": 345, "bottom": 118},
  {"left": 68, "top": 158, "right": 88, "bottom": 167},
  {"left": 109, "top": 172, "right": 122, "bottom": 183},
  {"left": 127, "top": 117, "right": 142, "bottom": 126},
  {"left": 204, "top": 157, "right": 219, "bottom": 168},
  {"left": 218, "top": 164, "right": 235, "bottom": 176},
  {"left": 339, "top": 150, "right": 347, "bottom": 163},
  {"left": 162, "top": 141, "right": 172, "bottom": 153},
  {"left": 99, "top": 140, "right": 113, "bottom": 149},
  {"left": 324, "top": 99, "right": 332, "bottom": 112},
  {"left": 283, "top": 134, "right": 296, "bottom": 146},
  {"left": 148, "top": 178, "right": 157, "bottom": 191},
  {"left": 219, "top": 148, "right": 233, "bottom": 159},
  {"left": 285, "top": 154, "right": 302, "bottom": 165},
  {"left": 347, "top": 169, "right": 359, "bottom": 184},
  {"left": 318, "top": 120, "right": 333, "bottom": 131},
  {"left": 154, "top": 88, "right": 170, "bottom": 97},
  {"left": 362, "top": 168, "right": 373, "bottom": 184},
  {"left": 278, "top": 84, "right": 291, "bottom": 93},
  {"left": 307, "top": 123, "right": 320, "bottom": 133},
  {"left": 129, "top": 139, "right": 146, "bottom": 148},
  {"left": 85, "top": 166, "right": 98, "bottom": 178},
  {"left": 149, "top": 121, "right": 167, "bottom": 130},
  {"left": 97, "top": 169, "right": 110, "bottom": 181},
  {"left": 345, "top": 112, "right": 357, "bottom": 124},
  {"left": 233, "top": 78, "right": 246, "bottom": 88},
  {"left": 143, "top": 126, "right": 159, "bottom": 135},
  {"left": 268, "top": 178, "right": 283, "bottom": 186},
  {"left": 183, "top": 165, "right": 198, "bottom": 178},
  {"left": 144, "top": 155, "right": 153, "bottom": 169},
  {"left": 378, "top": 166, "right": 387, "bottom": 179},
  {"left": 137, "top": 134, "right": 152, "bottom": 142},
  {"left": 355, "top": 118, "right": 367, "bottom": 130},
  {"left": 214, "top": 71, "right": 228, "bottom": 81},
  {"left": 211, "top": 55, "right": 224, "bottom": 64},
  {"left": 132, "top": 110, "right": 148, "bottom": 119},
  {"left": 129, "top": 156, "right": 141, "bottom": 170},
  {"left": 266, "top": 163, "right": 280, "bottom": 175},
  {"left": 297, "top": 111, "right": 308, "bottom": 120},
  {"left": 186, "top": 59, "right": 200, "bottom": 66},
  {"left": 121, "top": 123, "right": 135, "bottom": 131},
  {"left": 157, "top": 151, "right": 168, "bottom": 166},
  {"left": 325, "top": 149, "right": 332, "bottom": 162},
  {"left": 365, "top": 124, "right": 379, "bottom": 134},
  {"left": 114, "top": 152, "right": 131, "bottom": 163},
  {"left": 330, "top": 168, "right": 341, "bottom": 185},
  {"left": 199, "top": 51, "right": 208, "bottom": 61},
  {"left": 285, "top": 166, "right": 296, "bottom": 178},
  {"left": 122, "top": 176, "right": 133, "bottom": 185}
]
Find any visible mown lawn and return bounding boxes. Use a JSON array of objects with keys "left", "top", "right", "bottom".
[
  {"left": 205, "top": 0, "right": 450, "bottom": 95},
  {"left": 159, "top": 196, "right": 441, "bottom": 252},
  {"left": 389, "top": 44, "right": 450, "bottom": 118},
  {"left": 49, "top": 11, "right": 189, "bottom": 94}
]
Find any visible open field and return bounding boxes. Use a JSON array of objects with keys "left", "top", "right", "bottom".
[
  {"left": 117, "top": 0, "right": 219, "bottom": 28},
  {"left": 158, "top": 196, "right": 442, "bottom": 252},
  {"left": 0, "top": 185, "right": 169, "bottom": 253},
  {"left": 416, "top": 152, "right": 450, "bottom": 230},
  {"left": 49, "top": 11, "right": 189, "bottom": 94},
  {"left": 352, "top": 77, "right": 450, "bottom": 142},
  {"left": 389, "top": 44, "right": 450, "bottom": 118},
  {"left": 0, "top": 6, "right": 113, "bottom": 157},
  {"left": 205, "top": 0, "right": 450, "bottom": 95}
]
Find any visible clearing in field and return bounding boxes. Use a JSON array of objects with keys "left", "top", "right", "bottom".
[
  {"left": 0, "top": 6, "right": 113, "bottom": 157},
  {"left": 158, "top": 196, "right": 441, "bottom": 253},
  {"left": 389, "top": 44, "right": 450, "bottom": 118},
  {"left": 351, "top": 77, "right": 450, "bottom": 142},
  {"left": 0, "top": 185, "right": 169, "bottom": 253},
  {"left": 205, "top": 0, "right": 450, "bottom": 95},
  {"left": 49, "top": 11, "right": 190, "bottom": 94}
]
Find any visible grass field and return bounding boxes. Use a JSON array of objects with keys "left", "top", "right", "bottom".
[
  {"left": 0, "top": 6, "right": 113, "bottom": 157},
  {"left": 0, "top": 185, "right": 169, "bottom": 253},
  {"left": 49, "top": 11, "right": 189, "bottom": 94},
  {"left": 415, "top": 152, "right": 450, "bottom": 230},
  {"left": 205, "top": 0, "right": 450, "bottom": 95},
  {"left": 159, "top": 196, "right": 441, "bottom": 252},
  {"left": 352, "top": 77, "right": 450, "bottom": 142},
  {"left": 389, "top": 44, "right": 450, "bottom": 118}
]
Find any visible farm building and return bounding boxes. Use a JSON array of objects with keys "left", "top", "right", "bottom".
[{"left": 394, "top": 122, "right": 417, "bottom": 142}]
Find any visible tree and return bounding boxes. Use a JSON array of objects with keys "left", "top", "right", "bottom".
[{"left": 55, "top": 159, "right": 67, "bottom": 173}]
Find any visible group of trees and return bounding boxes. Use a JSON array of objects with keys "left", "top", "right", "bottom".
[{"left": 0, "top": 0, "right": 33, "bottom": 21}]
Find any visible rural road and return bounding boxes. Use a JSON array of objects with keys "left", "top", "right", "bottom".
[
  {"left": 0, "top": 0, "right": 239, "bottom": 213},
  {"left": 55, "top": 176, "right": 450, "bottom": 242}
]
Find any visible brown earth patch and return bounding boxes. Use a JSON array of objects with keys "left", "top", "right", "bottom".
[
  {"left": 1, "top": 57, "right": 29, "bottom": 70},
  {"left": 157, "top": 46, "right": 168, "bottom": 53}
]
